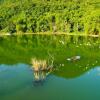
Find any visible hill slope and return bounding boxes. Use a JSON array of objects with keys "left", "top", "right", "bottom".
[{"left": 0, "top": 0, "right": 100, "bottom": 35}]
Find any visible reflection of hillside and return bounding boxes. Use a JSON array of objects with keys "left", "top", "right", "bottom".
[
  {"left": 54, "top": 68, "right": 90, "bottom": 79},
  {"left": 0, "top": 35, "right": 100, "bottom": 81},
  {"left": 53, "top": 62, "right": 98, "bottom": 79}
]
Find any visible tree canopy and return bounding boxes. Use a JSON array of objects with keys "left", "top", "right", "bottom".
[{"left": 0, "top": 0, "right": 100, "bottom": 35}]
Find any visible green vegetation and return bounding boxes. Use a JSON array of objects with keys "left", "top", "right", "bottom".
[
  {"left": 0, "top": 35, "right": 100, "bottom": 78},
  {"left": 0, "top": 0, "right": 100, "bottom": 78},
  {"left": 0, "top": 0, "right": 100, "bottom": 35}
]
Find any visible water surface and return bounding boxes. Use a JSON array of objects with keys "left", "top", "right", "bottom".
[{"left": 0, "top": 64, "right": 100, "bottom": 100}]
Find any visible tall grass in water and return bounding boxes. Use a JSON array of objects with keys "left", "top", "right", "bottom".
[
  {"left": 31, "top": 58, "right": 48, "bottom": 72},
  {"left": 31, "top": 58, "right": 54, "bottom": 84}
]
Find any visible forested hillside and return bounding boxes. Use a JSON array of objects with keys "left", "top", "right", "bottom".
[{"left": 0, "top": 0, "right": 100, "bottom": 35}]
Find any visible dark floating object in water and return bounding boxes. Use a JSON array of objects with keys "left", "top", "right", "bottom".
[
  {"left": 67, "top": 56, "right": 81, "bottom": 61},
  {"left": 33, "top": 79, "right": 44, "bottom": 87}
]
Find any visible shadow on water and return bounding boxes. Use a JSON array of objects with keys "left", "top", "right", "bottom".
[{"left": 33, "top": 71, "right": 47, "bottom": 86}]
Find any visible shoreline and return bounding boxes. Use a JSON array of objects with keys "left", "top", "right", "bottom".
[{"left": 0, "top": 32, "right": 99, "bottom": 37}]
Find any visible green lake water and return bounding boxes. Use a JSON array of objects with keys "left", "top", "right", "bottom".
[{"left": 0, "top": 35, "right": 100, "bottom": 100}]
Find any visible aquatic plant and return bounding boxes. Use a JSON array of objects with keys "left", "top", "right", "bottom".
[
  {"left": 31, "top": 58, "right": 40, "bottom": 72},
  {"left": 40, "top": 60, "right": 47, "bottom": 71},
  {"left": 31, "top": 58, "right": 48, "bottom": 71}
]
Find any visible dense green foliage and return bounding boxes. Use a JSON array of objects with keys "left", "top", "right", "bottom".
[{"left": 0, "top": 0, "right": 100, "bottom": 35}]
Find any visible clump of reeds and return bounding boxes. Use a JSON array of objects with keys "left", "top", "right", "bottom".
[
  {"left": 31, "top": 58, "right": 40, "bottom": 71},
  {"left": 31, "top": 58, "right": 48, "bottom": 72},
  {"left": 40, "top": 60, "right": 47, "bottom": 71}
]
